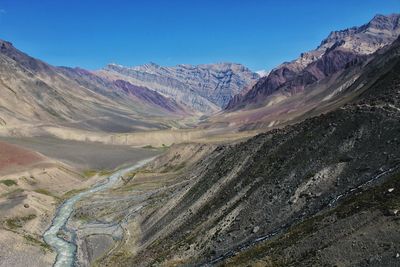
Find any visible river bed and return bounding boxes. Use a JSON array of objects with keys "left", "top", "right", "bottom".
[{"left": 43, "top": 158, "right": 155, "bottom": 267}]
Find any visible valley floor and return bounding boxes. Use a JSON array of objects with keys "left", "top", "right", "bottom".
[
  {"left": 0, "top": 136, "right": 159, "bottom": 170},
  {"left": 0, "top": 139, "right": 160, "bottom": 267}
]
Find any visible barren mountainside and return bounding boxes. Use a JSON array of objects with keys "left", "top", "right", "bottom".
[
  {"left": 226, "top": 13, "right": 400, "bottom": 110},
  {"left": 0, "top": 40, "right": 191, "bottom": 135},
  {"left": 100, "top": 62, "right": 260, "bottom": 112}
]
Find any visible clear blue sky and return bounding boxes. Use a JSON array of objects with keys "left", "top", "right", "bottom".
[{"left": 0, "top": 0, "right": 399, "bottom": 71}]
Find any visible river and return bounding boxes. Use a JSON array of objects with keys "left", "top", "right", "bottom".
[{"left": 43, "top": 157, "right": 155, "bottom": 267}]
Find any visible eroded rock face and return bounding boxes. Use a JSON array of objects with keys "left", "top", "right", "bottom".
[
  {"left": 113, "top": 79, "right": 184, "bottom": 113},
  {"left": 321, "top": 14, "right": 400, "bottom": 54},
  {"left": 226, "top": 14, "right": 400, "bottom": 110},
  {"left": 102, "top": 62, "right": 260, "bottom": 113}
]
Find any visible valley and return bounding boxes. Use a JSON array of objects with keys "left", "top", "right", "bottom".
[
  {"left": 0, "top": 9, "right": 400, "bottom": 267},
  {"left": 0, "top": 140, "right": 160, "bottom": 267}
]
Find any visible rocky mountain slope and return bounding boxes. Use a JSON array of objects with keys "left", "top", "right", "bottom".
[
  {"left": 226, "top": 13, "right": 400, "bottom": 110},
  {"left": 74, "top": 35, "right": 400, "bottom": 266},
  {"left": 99, "top": 62, "right": 260, "bottom": 113},
  {"left": 0, "top": 40, "right": 190, "bottom": 135}
]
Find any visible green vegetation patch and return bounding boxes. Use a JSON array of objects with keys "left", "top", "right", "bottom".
[
  {"left": 161, "top": 162, "right": 186, "bottom": 173},
  {"left": 0, "top": 179, "right": 17, "bottom": 186},
  {"left": 83, "top": 169, "right": 112, "bottom": 178},
  {"left": 142, "top": 144, "right": 170, "bottom": 150},
  {"left": 21, "top": 176, "right": 37, "bottom": 186},
  {"left": 83, "top": 169, "right": 98, "bottom": 178},
  {"left": 23, "top": 234, "right": 53, "bottom": 252},
  {"left": 121, "top": 169, "right": 155, "bottom": 185},
  {"left": 5, "top": 214, "right": 37, "bottom": 230},
  {"left": 73, "top": 212, "right": 92, "bottom": 222},
  {"left": 34, "top": 188, "right": 58, "bottom": 198}
]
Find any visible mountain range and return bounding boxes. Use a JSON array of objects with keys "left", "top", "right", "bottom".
[
  {"left": 1, "top": 11, "right": 400, "bottom": 267},
  {"left": 1, "top": 14, "right": 399, "bottom": 142},
  {"left": 226, "top": 13, "right": 400, "bottom": 110},
  {"left": 0, "top": 39, "right": 189, "bottom": 134},
  {"left": 99, "top": 62, "right": 259, "bottom": 113},
  {"left": 0, "top": 40, "right": 261, "bottom": 139},
  {"left": 196, "top": 13, "right": 400, "bottom": 135}
]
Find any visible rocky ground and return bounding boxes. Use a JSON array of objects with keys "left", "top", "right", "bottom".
[
  {"left": 68, "top": 143, "right": 217, "bottom": 266},
  {"left": 223, "top": 171, "right": 400, "bottom": 266},
  {"left": 0, "top": 161, "right": 81, "bottom": 266}
]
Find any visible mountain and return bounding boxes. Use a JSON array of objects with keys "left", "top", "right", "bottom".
[
  {"left": 255, "top": 69, "right": 270, "bottom": 77},
  {"left": 58, "top": 66, "right": 186, "bottom": 115},
  {"left": 226, "top": 13, "right": 400, "bottom": 110},
  {"left": 91, "top": 35, "right": 400, "bottom": 266},
  {"left": 113, "top": 80, "right": 184, "bottom": 113},
  {"left": 98, "top": 62, "right": 260, "bottom": 113},
  {"left": 0, "top": 40, "right": 189, "bottom": 136}
]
